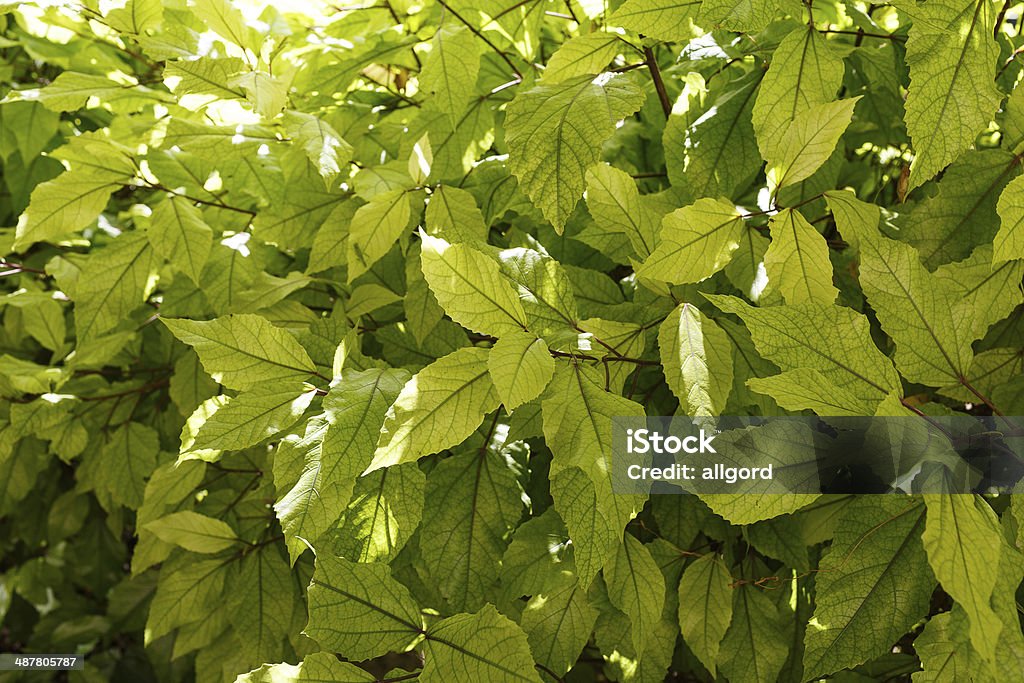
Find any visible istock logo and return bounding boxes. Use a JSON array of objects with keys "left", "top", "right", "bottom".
[{"left": 625, "top": 428, "right": 717, "bottom": 454}]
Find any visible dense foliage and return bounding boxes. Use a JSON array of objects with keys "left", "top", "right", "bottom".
[{"left": 1, "top": 0, "right": 1023, "bottom": 681}]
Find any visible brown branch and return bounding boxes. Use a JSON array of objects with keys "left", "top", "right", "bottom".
[
  {"left": 643, "top": 45, "right": 672, "bottom": 119},
  {"left": 995, "top": 0, "right": 1013, "bottom": 39}
]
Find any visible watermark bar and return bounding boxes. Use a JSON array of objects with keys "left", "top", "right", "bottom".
[
  {"left": 611, "top": 415, "right": 1024, "bottom": 495},
  {"left": 0, "top": 654, "right": 85, "bottom": 670}
]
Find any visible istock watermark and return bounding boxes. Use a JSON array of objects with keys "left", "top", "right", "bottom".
[{"left": 611, "top": 415, "right": 1024, "bottom": 495}]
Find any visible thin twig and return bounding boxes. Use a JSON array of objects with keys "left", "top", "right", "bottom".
[
  {"left": 550, "top": 349, "right": 659, "bottom": 366},
  {"left": 0, "top": 262, "right": 47, "bottom": 276},
  {"left": 382, "top": 0, "right": 422, "bottom": 70},
  {"left": 535, "top": 662, "right": 566, "bottom": 683},
  {"left": 997, "top": 45, "right": 1024, "bottom": 80},
  {"left": 958, "top": 376, "right": 1005, "bottom": 416},
  {"left": 80, "top": 378, "right": 170, "bottom": 402},
  {"left": 610, "top": 61, "right": 648, "bottom": 73},
  {"left": 820, "top": 28, "right": 905, "bottom": 42},
  {"left": 144, "top": 182, "right": 257, "bottom": 217},
  {"left": 436, "top": 0, "right": 523, "bottom": 80},
  {"left": 491, "top": 0, "right": 534, "bottom": 22}
]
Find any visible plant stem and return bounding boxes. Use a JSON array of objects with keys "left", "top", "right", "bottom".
[
  {"left": 437, "top": 0, "right": 523, "bottom": 81},
  {"left": 643, "top": 45, "right": 671, "bottom": 119}
]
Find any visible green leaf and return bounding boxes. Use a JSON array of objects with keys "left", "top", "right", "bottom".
[
  {"left": 307, "top": 554, "right": 422, "bottom": 658},
  {"left": 169, "top": 350, "right": 220, "bottom": 417},
  {"left": 3, "top": 291, "right": 65, "bottom": 352},
  {"left": 146, "top": 554, "right": 229, "bottom": 643},
  {"left": 520, "top": 572, "right": 596, "bottom": 675},
  {"left": 34, "top": 72, "right": 169, "bottom": 111},
  {"left": 902, "top": 0, "right": 1002, "bottom": 189},
  {"left": 763, "top": 207, "right": 838, "bottom": 304},
  {"left": 144, "top": 511, "right": 240, "bottom": 554},
  {"left": 922, "top": 494, "right": 1004, "bottom": 662},
  {"left": 638, "top": 198, "right": 746, "bottom": 284},
  {"left": 148, "top": 197, "right": 213, "bottom": 285},
  {"left": 421, "top": 449, "right": 522, "bottom": 611},
  {"left": 717, "top": 584, "right": 788, "bottom": 683},
  {"left": 421, "top": 25, "right": 481, "bottom": 125},
  {"left": 912, "top": 610, "right": 984, "bottom": 683},
  {"left": 803, "top": 498, "right": 933, "bottom": 678},
  {"left": 91, "top": 422, "right": 160, "bottom": 510},
  {"left": 899, "top": 150, "right": 1018, "bottom": 268},
  {"left": 706, "top": 295, "right": 902, "bottom": 413},
  {"left": 422, "top": 604, "right": 542, "bottom": 683},
  {"left": 424, "top": 185, "right": 489, "bottom": 244},
  {"left": 543, "top": 363, "right": 646, "bottom": 585},
  {"left": 747, "top": 368, "right": 866, "bottom": 415},
  {"left": 699, "top": 421, "right": 821, "bottom": 524},
  {"left": 347, "top": 189, "right": 414, "bottom": 282},
  {"left": 698, "top": 0, "right": 777, "bottom": 32},
  {"left": 275, "top": 369, "right": 407, "bottom": 559},
  {"left": 658, "top": 303, "right": 733, "bottom": 416},
  {"left": 488, "top": 331, "right": 554, "bottom": 411},
  {"left": 673, "top": 70, "right": 763, "bottom": 199},
  {"left": 0, "top": 101, "right": 59, "bottom": 163},
  {"left": 165, "top": 57, "right": 245, "bottom": 98},
  {"left": 506, "top": 74, "right": 646, "bottom": 231},
  {"left": 138, "top": 460, "right": 205, "bottom": 526},
  {"left": 678, "top": 553, "right": 733, "bottom": 677},
  {"left": 193, "top": 0, "right": 259, "bottom": 54},
  {"left": 162, "top": 314, "right": 317, "bottom": 390},
  {"left": 843, "top": 221, "right": 976, "bottom": 385},
  {"left": 542, "top": 33, "right": 627, "bottom": 84},
  {"left": 610, "top": 0, "right": 701, "bottom": 41},
  {"left": 283, "top": 111, "right": 353, "bottom": 188},
  {"left": 189, "top": 383, "right": 317, "bottom": 452},
  {"left": 420, "top": 232, "right": 529, "bottom": 336},
  {"left": 766, "top": 97, "right": 859, "bottom": 191},
  {"left": 333, "top": 461, "right": 424, "bottom": 562},
  {"left": 498, "top": 247, "right": 580, "bottom": 342},
  {"left": 307, "top": 200, "right": 358, "bottom": 274},
  {"left": 106, "top": 0, "right": 163, "bottom": 34},
  {"left": 367, "top": 347, "right": 500, "bottom": 471},
  {"left": 0, "top": 435, "right": 47, "bottom": 517},
  {"left": 932, "top": 246, "right": 1023, "bottom": 345},
  {"left": 604, "top": 534, "right": 666, "bottom": 655},
  {"left": 235, "top": 653, "right": 376, "bottom": 683},
  {"left": 73, "top": 232, "right": 156, "bottom": 341},
  {"left": 995, "top": 172, "right": 1024, "bottom": 263},
  {"left": 233, "top": 70, "right": 288, "bottom": 119},
  {"left": 585, "top": 163, "right": 660, "bottom": 259},
  {"left": 227, "top": 543, "right": 295, "bottom": 662},
  {"left": 15, "top": 170, "right": 123, "bottom": 251},
  {"left": 752, "top": 27, "right": 844, "bottom": 161},
  {"left": 500, "top": 509, "right": 574, "bottom": 601}
]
